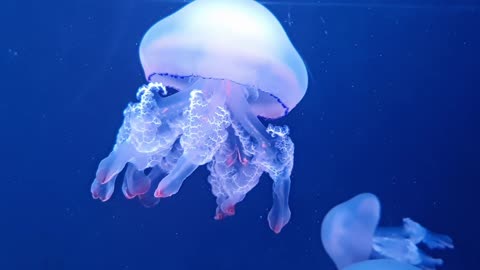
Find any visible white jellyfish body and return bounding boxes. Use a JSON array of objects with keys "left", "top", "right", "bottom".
[
  {"left": 91, "top": 0, "right": 307, "bottom": 233},
  {"left": 140, "top": 0, "right": 308, "bottom": 119},
  {"left": 321, "top": 193, "right": 454, "bottom": 270}
]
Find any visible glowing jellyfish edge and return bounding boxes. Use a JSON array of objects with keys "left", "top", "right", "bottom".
[{"left": 90, "top": 0, "right": 307, "bottom": 235}]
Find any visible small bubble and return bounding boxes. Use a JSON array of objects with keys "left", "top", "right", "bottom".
[
  {"left": 391, "top": 176, "right": 397, "bottom": 185},
  {"left": 285, "top": 11, "right": 293, "bottom": 26},
  {"left": 8, "top": 49, "right": 18, "bottom": 57}
]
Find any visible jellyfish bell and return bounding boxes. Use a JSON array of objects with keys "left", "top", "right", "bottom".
[
  {"left": 140, "top": 0, "right": 308, "bottom": 119},
  {"left": 321, "top": 193, "right": 381, "bottom": 269},
  {"left": 91, "top": 0, "right": 307, "bottom": 234}
]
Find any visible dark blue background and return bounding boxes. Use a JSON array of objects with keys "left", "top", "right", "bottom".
[{"left": 1, "top": 0, "right": 479, "bottom": 269}]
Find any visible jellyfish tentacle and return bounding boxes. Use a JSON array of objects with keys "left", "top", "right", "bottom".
[
  {"left": 151, "top": 81, "right": 201, "bottom": 119},
  {"left": 343, "top": 259, "right": 424, "bottom": 270},
  {"left": 224, "top": 84, "right": 294, "bottom": 232},
  {"left": 95, "top": 142, "right": 135, "bottom": 185},
  {"left": 402, "top": 218, "right": 454, "bottom": 249},
  {"left": 93, "top": 79, "right": 296, "bottom": 231},
  {"left": 402, "top": 218, "right": 428, "bottom": 244},
  {"left": 267, "top": 173, "right": 291, "bottom": 233},
  {"left": 92, "top": 83, "right": 186, "bottom": 202},
  {"left": 372, "top": 238, "right": 423, "bottom": 265},
  {"left": 261, "top": 125, "right": 294, "bottom": 233},
  {"left": 137, "top": 142, "right": 184, "bottom": 207},
  {"left": 372, "top": 237, "right": 445, "bottom": 270},
  {"left": 423, "top": 231, "right": 454, "bottom": 250},
  {"left": 415, "top": 251, "right": 444, "bottom": 270},
  {"left": 155, "top": 84, "right": 231, "bottom": 198},
  {"left": 91, "top": 174, "right": 118, "bottom": 202},
  {"left": 226, "top": 82, "right": 271, "bottom": 145},
  {"left": 372, "top": 218, "right": 454, "bottom": 269},
  {"left": 127, "top": 83, "right": 184, "bottom": 154},
  {"left": 154, "top": 156, "right": 199, "bottom": 198},
  {"left": 122, "top": 163, "right": 151, "bottom": 199},
  {"left": 207, "top": 131, "right": 263, "bottom": 219},
  {"left": 138, "top": 166, "right": 164, "bottom": 207}
]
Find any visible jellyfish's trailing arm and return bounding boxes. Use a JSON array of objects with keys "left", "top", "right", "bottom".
[
  {"left": 403, "top": 218, "right": 454, "bottom": 249},
  {"left": 262, "top": 125, "right": 294, "bottom": 233},
  {"left": 224, "top": 82, "right": 294, "bottom": 233},
  {"left": 91, "top": 82, "right": 191, "bottom": 202},
  {"left": 372, "top": 218, "right": 454, "bottom": 270},
  {"left": 138, "top": 140, "right": 184, "bottom": 208},
  {"left": 154, "top": 84, "right": 231, "bottom": 198},
  {"left": 374, "top": 218, "right": 454, "bottom": 248},
  {"left": 122, "top": 163, "right": 151, "bottom": 199},
  {"left": 207, "top": 129, "right": 264, "bottom": 220},
  {"left": 91, "top": 80, "right": 294, "bottom": 233}
]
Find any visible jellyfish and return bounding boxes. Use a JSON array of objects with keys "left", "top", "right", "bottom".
[
  {"left": 90, "top": 0, "right": 308, "bottom": 233},
  {"left": 321, "top": 193, "right": 454, "bottom": 270}
]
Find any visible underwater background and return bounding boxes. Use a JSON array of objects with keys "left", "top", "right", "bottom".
[{"left": 1, "top": 0, "right": 479, "bottom": 269}]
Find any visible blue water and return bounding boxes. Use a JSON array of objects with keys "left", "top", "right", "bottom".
[{"left": 1, "top": 0, "right": 479, "bottom": 269}]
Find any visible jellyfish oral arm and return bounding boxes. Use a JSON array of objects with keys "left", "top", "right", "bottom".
[
  {"left": 153, "top": 86, "right": 231, "bottom": 198},
  {"left": 154, "top": 155, "right": 198, "bottom": 198},
  {"left": 372, "top": 218, "right": 454, "bottom": 269},
  {"left": 91, "top": 79, "right": 295, "bottom": 233},
  {"left": 226, "top": 82, "right": 271, "bottom": 144},
  {"left": 94, "top": 143, "right": 135, "bottom": 185},
  {"left": 402, "top": 218, "right": 454, "bottom": 249},
  {"left": 223, "top": 82, "right": 294, "bottom": 233},
  {"left": 122, "top": 163, "right": 152, "bottom": 199},
  {"left": 91, "top": 82, "right": 189, "bottom": 203},
  {"left": 91, "top": 143, "right": 137, "bottom": 202},
  {"left": 267, "top": 172, "right": 292, "bottom": 234},
  {"left": 375, "top": 218, "right": 454, "bottom": 249}
]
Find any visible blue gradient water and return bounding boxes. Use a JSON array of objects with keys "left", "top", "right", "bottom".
[{"left": 1, "top": 0, "right": 478, "bottom": 269}]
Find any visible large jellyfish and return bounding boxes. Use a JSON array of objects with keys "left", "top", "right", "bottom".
[
  {"left": 321, "top": 193, "right": 454, "bottom": 270},
  {"left": 90, "top": 0, "right": 307, "bottom": 233}
]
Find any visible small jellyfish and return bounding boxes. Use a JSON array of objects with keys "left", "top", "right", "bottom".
[
  {"left": 90, "top": 0, "right": 307, "bottom": 233},
  {"left": 321, "top": 193, "right": 454, "bottom": 270}
]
